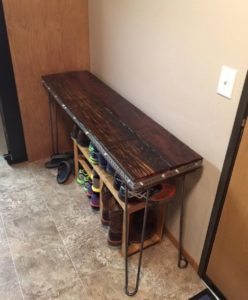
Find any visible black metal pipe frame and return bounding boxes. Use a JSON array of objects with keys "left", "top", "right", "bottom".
[
  {"left": 178, "top": 175, "right": 188, "bottom": 269},
  {"left": 49, "top": 95, "right": 59, "bottom": 155},
  {"left": 124, "top": 176, "right": 187, "bottom": 296},
  {"left": 125, "top": 185, "right": 150, "bottom": 296}
]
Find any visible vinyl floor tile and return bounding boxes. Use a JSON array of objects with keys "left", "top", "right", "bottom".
[{"left": 0, "top": 159, "right": 204, "bottom": 299}]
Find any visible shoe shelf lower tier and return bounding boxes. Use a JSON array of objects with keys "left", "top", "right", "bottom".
[{"left": 73, "top": 139, "right": 167, "bottom": 256}]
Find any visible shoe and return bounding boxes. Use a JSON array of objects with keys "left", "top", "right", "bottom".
[
  {"left": 149, "top": 182, "right": 176, "bottom": 202},
  {"left": 113, "top": 174, "right": 122, "bottom": 191},
  {"left": 76, "top": 130, "right": 90, "bottom": 147},
  {"left": 97, "top": 152, "right": 107, "bottom": 169},
  {"left": 89, "top": 150, "right": 99, "bottom": 165},
  {"left": 106, "top": 162, "right": 115, "bottom": 175},
  {"left": 89, "top": 144, "right": 99, "bottom": 165},
  {"left": 84, "top": 181, "right": 90, "bottom": 193},
  {"left": 88, "top": 141, "right": 95, "bottom": 153},
  {"left": 76, "top": 169, "right": 85, "bottom": 186},
  {"left": 108, "top": 205, "right": 123, "bottom": 246},
  {"left": 129, "top": 208, "right": 156, "bottom": 243},
  {"left": 84, "top": 180, "right": 92, "bottom": 193},
  {"left": 57, "top": 159, "right": 74, "bottom": 184},
  {"left": 86, "top": 182, "right": 93, "bottom": 198},
  {"left": 101, "top": 185, "right": 115, "bottom": 225},
  {"left": 118, "top": 184, "right": 146, "bottom": 202},
  {"left": 118, "top": 182, "right": 176, "bottom": 203},
  {"left": 83, "top": 170, "right": 90, "bottom": 186},
  {"left": 92, "top": 171, "right": 101, "bottom": 193},
  {"left": 71, "top": 124, "right": 79, "bottom": 139},
  {"left": 45, "top": 152, "right": 74, "bottom": 169},
  {"left": 90, "top": 192, "right": 100, "bottom": 208}
]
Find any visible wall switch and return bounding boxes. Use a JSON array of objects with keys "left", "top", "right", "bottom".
[{"left": 217, "top": 66, "right": 237, "bottom": 99}]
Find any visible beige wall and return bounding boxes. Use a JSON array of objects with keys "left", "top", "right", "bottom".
[{"left": 88, "top": 0, "right": 248, "bottom": 263}]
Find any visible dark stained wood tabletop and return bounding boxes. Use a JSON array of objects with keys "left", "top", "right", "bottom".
[{"left": 42, "top": 71, "right": 202, "bottom": 189}]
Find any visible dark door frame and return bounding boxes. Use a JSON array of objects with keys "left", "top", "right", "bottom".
[
  {"left": 0, "top": 0, "right": 27, "bottom": 164},
  {"left": 198, "top": 71, "right": 248, "bottom": 298}
]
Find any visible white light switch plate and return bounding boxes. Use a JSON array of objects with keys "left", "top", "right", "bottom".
[{"left": 217, "top": 66, "right": 237, "bottom": 99}]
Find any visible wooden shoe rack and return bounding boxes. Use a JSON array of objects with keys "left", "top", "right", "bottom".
[
  {"left": 42, "top": 70, "right": 202, "bottom": 295},
  {"left": 73, "top": 138, "right": 167, "bottom": 256}
]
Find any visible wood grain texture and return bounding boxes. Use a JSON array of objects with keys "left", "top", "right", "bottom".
[
  {"left": 3, "top": 0, "right": 89, "bottom": 161},
  {"left": 43, "top": 71, "right": 202, "bottom": 167},
  {"left": 42, "top": 71, "right": 202, "bottom": 182},
  {"left": 72, "top": 71, "right": 201, "bottom": 166}
]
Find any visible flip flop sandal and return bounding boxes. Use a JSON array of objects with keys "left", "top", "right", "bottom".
[
  {"left": 57, "top": 159, "right": 75, "bottom": 184},
  {"left": 45, "top": 152, "right": 74, "bottom": 169}
]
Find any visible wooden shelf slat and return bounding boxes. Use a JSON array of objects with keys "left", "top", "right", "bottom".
[
  {"left": 73, "top": 139, "right": 166, "bottom": 256},
  {"left": 76, "top": 141, "right": 147, "bottom": 213}
]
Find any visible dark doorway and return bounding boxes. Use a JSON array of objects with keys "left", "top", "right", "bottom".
[{"left": 0, "top": 0, "right": 27, "bottom": 164}]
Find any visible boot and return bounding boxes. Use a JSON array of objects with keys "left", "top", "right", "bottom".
[
  {"left": 101, "top": 185, "right": 115, "bottom": 225},
  {"left": 108, "top": 205, "right": 123, "bottom": 246}
]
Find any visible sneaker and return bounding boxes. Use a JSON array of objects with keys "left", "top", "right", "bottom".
[
  {"left": 86, "top": 182, "right": 93, "bottom": 198},
  {"left": 76, "top": 130, "right": 90, "bottom": 147},
  {"left": 76, "top": 169, "right": 85, "bottom": 186},
  {"left": 118, "top": 184, "right": 147, "bottom": 202},
  {"left": 113, "top": 174, "right": 122, "bottom": 191},
  {"left": 83, "top": 170, "right": 90, "bottom": 186},
  {"left": 90, "top": 192, "right": 100, "bottom": 208},
  {"left": 88, "top": 142, "right": 95, "bottom": 153},
  {"left": 106, "top": 162, "right": 115, "bottom": 175},
  {"left": 71, "top": 124, "right": 79, "bottom": 139},
  {"left": 118, "top": 182, "right": 176, "bottom": 203},
  {"left": 108, "top": 205, "right": 123, "bottom": 246},
  {"left": 92, "top": 171, "right": 101, "bottom": 193},
  {"left": 89, "top": 143, "right": 99, "bottom": 165},
  {"left": 89, "top": 149, "right": 99, "bottom": 165},
  {"left": 97, "top": 152, "right": 107, "bottom": 169},
  {"left": 83, "top": 181, "right": 90, "bottom": 193}
]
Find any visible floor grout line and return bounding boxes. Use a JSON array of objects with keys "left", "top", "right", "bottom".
[
  {"left": 42, "top": 198, "right": 86, "bottom": 288},
  {"left": 33, "top": 170, "right": 87, "bottom": 290},
  {"left": 0, "top": 160, "right": 205, "bottom": 299},
  {"left": 0, "top": 213, "right": 25, "bottom": 300}
]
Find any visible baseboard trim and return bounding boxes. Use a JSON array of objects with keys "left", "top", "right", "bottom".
[{"left": 165, "top": 228, "right": 199, "bottom": 272}]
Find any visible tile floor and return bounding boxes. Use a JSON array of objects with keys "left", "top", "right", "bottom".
[{"left": 0, "top": 157, "right": 204, "bottom": 299}]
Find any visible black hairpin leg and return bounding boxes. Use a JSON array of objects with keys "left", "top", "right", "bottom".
[
  {"left": 125, "top": 185, "right": 149, "bottom": 296},
  {"left": 178, "top": 175, "right": 188, "bottom": 269},
  {"left": 49, "top": 95, "right": 59, "bottom": 155}
]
